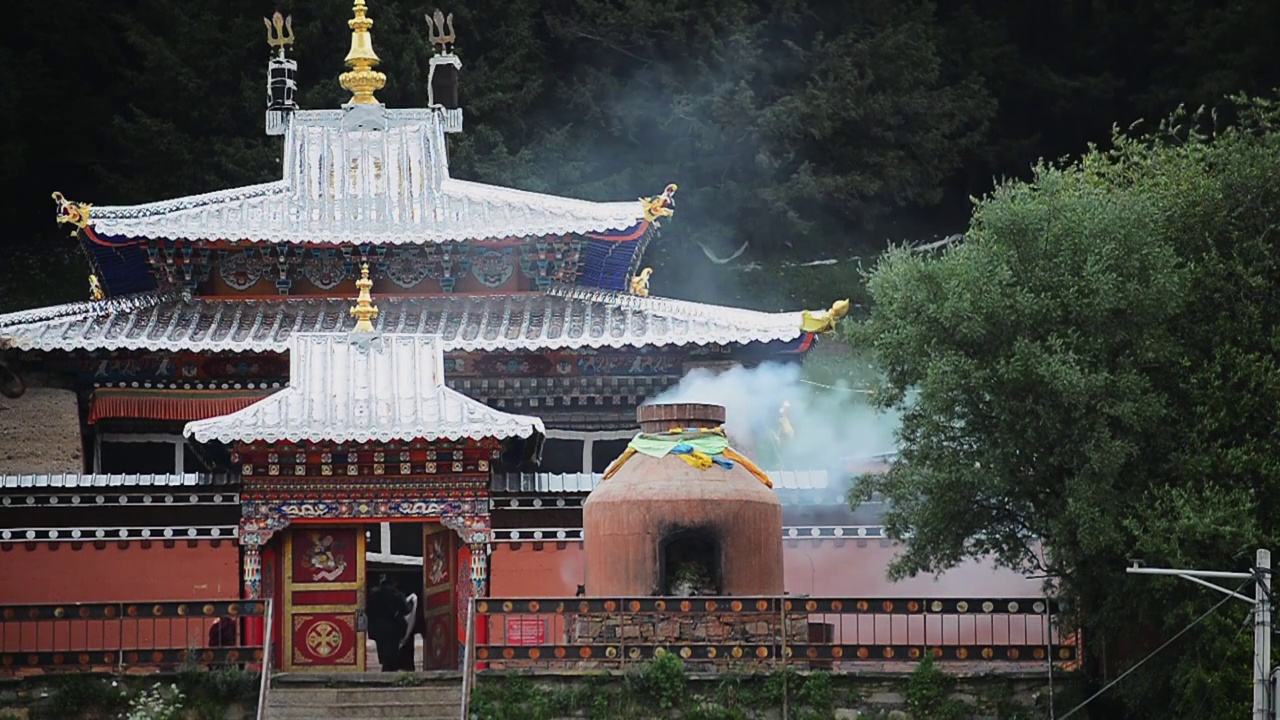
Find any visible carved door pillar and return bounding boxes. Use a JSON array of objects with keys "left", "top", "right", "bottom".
[{"left": 243, "top": 544, "right": 263, "bottom": 599}]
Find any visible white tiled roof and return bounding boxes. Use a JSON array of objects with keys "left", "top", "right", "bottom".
[
  {"left": 0, "top": 473, "right": 234, "bottom": 490},
  {"left": 490, "top": 470, "right": 833, "bottom": 493},
  {"left": 183, "top": 333, "right": 544, "bottom": 444},
  {"left": 0, "top": 288, "right": 805, "bottom": 354},
  {"left": 86, "top": 109, "right": 644, "bottom": 245}
]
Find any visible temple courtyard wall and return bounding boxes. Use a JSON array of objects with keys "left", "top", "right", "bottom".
[{"left": 491, "top": 539, "right": 1044, "bottom": 598}]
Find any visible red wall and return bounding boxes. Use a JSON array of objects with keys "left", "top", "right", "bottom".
[
  {"left": 0, "top": 541, "right": 242, "bottom": 656},
  {"left": 490, "top": 543, "right": 584, "bottom": 597},
  {"left": 490, "top": 540, "right": 1042, "bottom": 599},
  {"left": 486, "top": 540, "right": 1053, "bottom": 647},
  {"left": 0, "top": 541, "right": 240, "bottom": 604},
  {"left": 782, "top": 540, "right": 1044, "bottom": 597}
]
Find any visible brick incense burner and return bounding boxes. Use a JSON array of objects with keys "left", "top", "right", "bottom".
[{"left": 582, "top": 403, "right": 784, "bottom": 597}]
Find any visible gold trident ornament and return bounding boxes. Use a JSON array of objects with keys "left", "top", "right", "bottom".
[
  {"left": 264, "top": 12, "right": 295, "bottom": 52},
  {"left": 426, "top": 9, "right": 456, "bottom": 54}
]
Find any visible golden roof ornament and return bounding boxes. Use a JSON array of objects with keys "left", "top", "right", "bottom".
[
  {"left": 264, "top": 12, "right": 295, "bottom": 55},
  {"left": 339, "top": 0, "right": 386, "bottom": 105},
  {"left": 641, "top": 183, "right": 678, "bottom": 225},
  {"left": 426, "top": 9, "right": 456, "bottom": 55},
  {"left": 629, "top": 267, "right": 653, "bottom": 297},
  {"left": 88, "top": 275, "right": 104, "bottom": 302},
  {"left": 350, "top": 263, "right": 380, "bottom": 332},
  {"left": 800, "top": 299, "right": 850, "bottom": 334},
  {"left": 772, "top": 400, "right": 795, "bottom": 445},
  {"left": 51, "top": 192, "right": 91, "bottom": 237}
]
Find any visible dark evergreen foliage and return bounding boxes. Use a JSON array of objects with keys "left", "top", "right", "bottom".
[{"left": 2, "top": 0, "right": 1276, "bottom": 309}]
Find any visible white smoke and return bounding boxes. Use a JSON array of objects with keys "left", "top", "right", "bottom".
[{"left": 645, "top": 362, "right": 900, "bottom": 472}]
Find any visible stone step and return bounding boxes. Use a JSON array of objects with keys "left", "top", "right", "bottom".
[
  {"left": 269, "top": 687, "right": 462, "bottom": 705},
  {"left": 266, "top": 684, "right": 463, "bottom": 720},
  {"left": 268, "top": 701, "right": 460, "bottom": 719}
]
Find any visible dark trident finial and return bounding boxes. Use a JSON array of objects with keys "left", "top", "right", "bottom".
[
  {"left": 264, "top": 12, "right": 295, "bottom": 54},
  {"left": 426, "top": 9, "right": 456, "bottom": 54}
]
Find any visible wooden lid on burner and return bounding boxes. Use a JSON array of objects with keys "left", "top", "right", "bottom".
[{"left": 637, "top": 403, "right": 726, "bottom": 433}]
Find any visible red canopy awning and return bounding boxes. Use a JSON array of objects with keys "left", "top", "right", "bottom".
[{"left": 88, "top": 387, "right": 273, "bottom": 425}]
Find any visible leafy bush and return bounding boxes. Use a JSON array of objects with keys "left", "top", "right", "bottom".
[{"left": 120, "top": 683, "right": 184, "bottom": 720}]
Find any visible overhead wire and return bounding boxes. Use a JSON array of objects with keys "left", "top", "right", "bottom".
[
  {"left": 1058, "top": 577, "right": 1253, "bottom": 720},
  {"left": 797, "top": 378, "right": 873, "bottom": 393},
  {"left": 1187, "top": 607, "right": 1253, "bottom": 720}
]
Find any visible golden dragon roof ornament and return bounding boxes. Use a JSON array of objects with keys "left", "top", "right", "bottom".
[
  {"left": 350, "top": 263, "right": 380, "bottom": 332},
  {"left": 629, "top": 267, "right": 653, "bottom": 297},
  {"left": 51, "top": 192, "right": 91, "bottom": 237},
  {"left": 339, "top": 0, "right": 386, "bottom": 105},
  {"left": 641, "top": 183, "right": 678, "bottom": 225},
  {"left": 800, "top": 299, "right": 850, "bottom": 334}
]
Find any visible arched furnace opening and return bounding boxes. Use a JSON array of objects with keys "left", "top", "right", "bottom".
[{"left": 658, "top": 527, "right": 722, "bottom": 596}]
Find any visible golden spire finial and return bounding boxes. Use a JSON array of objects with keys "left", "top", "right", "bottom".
[
  {"left": 350, "top": 263, "right": 380, "bottom": 332},
  {"left": 339, "top": 0, "right": 386, "bottom": 105}
]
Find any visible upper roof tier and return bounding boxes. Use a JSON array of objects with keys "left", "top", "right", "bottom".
[
  {"left": 81, "top": 109, "right": 652, "bottom": 247},
  {"left": 0, "top": 285, "right": 809, "bottom": 354},
  {"left": 51, "top": 3, "right": 680, "bottom": 298}
]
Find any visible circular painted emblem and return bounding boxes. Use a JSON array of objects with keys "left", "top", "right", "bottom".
[
  {"left": 302, "top": 254, "right": 347, "bottom": 290},
  {"left": 471, "top": 249, "right": 514, "bottom": 288},
  {"left": 219, "top": 251, "right": 262, "bottom": 290},
  {"left": 305, "top": 621, "right": 344, "bottom": 658},
  {"left": 385, "top": 248, "right": 432, "bottom": 288}
]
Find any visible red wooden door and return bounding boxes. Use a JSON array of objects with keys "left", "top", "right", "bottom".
[
  {"left": 282, "top": 527, "right": 366, "bottom": 671},
  {"left": 422, "top": 523, "right": 458, "bottom": 670}
]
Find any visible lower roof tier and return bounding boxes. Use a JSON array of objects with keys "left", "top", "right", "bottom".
[{"left": 0, "top": 286, "right": 808, "bottom": 355}]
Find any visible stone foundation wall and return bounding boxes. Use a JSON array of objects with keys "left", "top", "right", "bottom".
[
  {"left": 0, "top": 387, "right": 83, "bottom": 474},
  {"left": 568, "top": 611, "right": 810, "bottom": 647},
  {"left": 477, "top": 670, "right": 1072, "bottom": 720},
  {"left": 482, "top": 611, "right": 813, "bottom": 671}
]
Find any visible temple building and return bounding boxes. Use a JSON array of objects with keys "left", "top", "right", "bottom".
[{"left": 0, "top": 2, "right": 1042, "bottom": 672}]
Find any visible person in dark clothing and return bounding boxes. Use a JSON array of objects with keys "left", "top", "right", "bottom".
[
  {"left": 207, "top": 617, "right": 242, "bottom": 670},
  {"left": 208, "top": 617, "right": 236, "bottom": 647},
  {"left": 396, "top": 592, "right": 424, "bottom": 671},
  {"left": 367, "top": 575, "right": 409, "bottom": 672}
]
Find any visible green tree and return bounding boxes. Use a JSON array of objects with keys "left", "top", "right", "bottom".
[{"left": 851, "top": 96, "right": 1280, "bottom": 718}]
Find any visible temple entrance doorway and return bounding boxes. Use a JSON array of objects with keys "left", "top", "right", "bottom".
[
  {"left": 364, "top": 564, "right": 425, "bottom": 672},
  {"left": 357, "top": 520, "right": 462, "bottom": 671},
  {"left": 281, "top": 526, "right": 367, "bottom": 672}
]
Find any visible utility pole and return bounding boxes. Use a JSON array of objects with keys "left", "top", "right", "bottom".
[{"left": 1126, "top": 549, "right": 1272, "bottom": 720}]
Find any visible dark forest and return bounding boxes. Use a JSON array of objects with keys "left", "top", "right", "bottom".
[{"left": 1, "top": 0, "right": 1276, "bottom": 311}]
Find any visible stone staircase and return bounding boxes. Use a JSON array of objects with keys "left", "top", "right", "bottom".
[{"left": 266, "top": 672, "right": 464, "bottom": 720}]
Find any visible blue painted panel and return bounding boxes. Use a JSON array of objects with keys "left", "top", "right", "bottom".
[{"left": 84, "top": 238, "right": 156, "bottom": 297}]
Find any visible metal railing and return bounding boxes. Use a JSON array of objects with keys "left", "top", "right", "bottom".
[
  {"left": 460, "top": 598, "right": 477, "bottom": 720},
  {"left": 470, "top": 596, "right": 1079, "bottom": 672},
  {"left": 255, "top": 598, "right": 274, "bottom": 720},
  {"left": 0, "top": 599, "right": 266, "bottom": 674}
]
